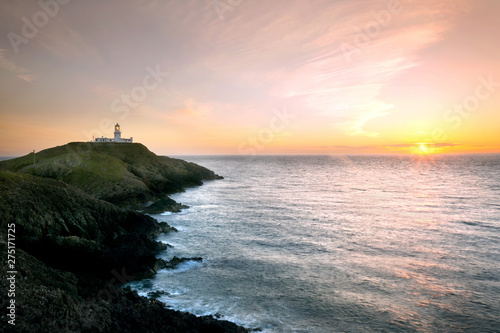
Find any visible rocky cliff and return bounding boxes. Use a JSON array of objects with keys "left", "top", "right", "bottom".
[{"left": 0, "top": 144, "right": 246, "bottom": 333}]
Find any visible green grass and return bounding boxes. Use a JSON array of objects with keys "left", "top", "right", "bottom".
[{"left": 0, "top": 142, "right": 221, "bottom": 206}]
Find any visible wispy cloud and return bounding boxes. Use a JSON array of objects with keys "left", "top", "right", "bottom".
[
  {"left": 16, "top": 74, "right": 36, "bottom": 82},
  {"left": 173, "top": 98, "right": 213, "bottom": 117},
  {"left": 0, "top": 49, "right": 35, "bottom": 82},
  {"left": 0, "top": 49, "right": 25, "bottom": 72},
  {"left": 197, "top": 0, "right": 473, "bottom": 138},
  {"left": 381, "top": 143, "right": 460, "bottom": 148},
  {"left": 268, "top": 1, "right": 462, "bottom": 136}
]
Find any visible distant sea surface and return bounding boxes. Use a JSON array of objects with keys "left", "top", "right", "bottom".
[{"left": 130, "top": 155, "right": 500, "bottom": 332}]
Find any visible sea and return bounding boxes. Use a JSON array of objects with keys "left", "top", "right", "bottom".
[{"left": 128, "top": 154, "right": 500, "bottom": 333}]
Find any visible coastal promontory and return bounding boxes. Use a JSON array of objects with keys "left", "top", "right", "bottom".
[
  {"left": 0, "top": 142, "right": 223, "bottom": 206},
  {"left": 0, "top": 143, "right": 246, "bottom": 333}
]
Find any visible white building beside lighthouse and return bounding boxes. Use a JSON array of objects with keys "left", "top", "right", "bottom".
[{"left": 95, "top": 123, "right": 133, "bottom": 143}]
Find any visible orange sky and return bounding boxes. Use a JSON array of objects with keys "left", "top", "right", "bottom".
[{"left": 1, "top": 0, "right": 499, "bottom": 156}]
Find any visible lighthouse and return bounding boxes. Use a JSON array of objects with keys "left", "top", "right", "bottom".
[
  {"left": 114, "top": 123, "right": 121, "bottom": 141},
  {"left": 94, "top": 123, "right": 133, "bottom": 143}
]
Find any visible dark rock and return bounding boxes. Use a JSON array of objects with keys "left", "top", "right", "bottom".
[
  {"left": 142, "top": 197, "right": 189, "bottom": 214},
  {"left": 0, "top": 171, "right": 173, "bottom": 279},
  {"left": 159, "top": 221, "right": 178, "bottom": 233},
  {"left": 0, "top": 244, "right": 247, "bottom": 333},
  {"left": 147, "top": 290, "right": 170, "bottom": 299},
  {"left": 105, "top": 232, "right": 158, "bottom": 279},
  {"left": 163, "top": 256, "right": 204, "bottom": 269}
]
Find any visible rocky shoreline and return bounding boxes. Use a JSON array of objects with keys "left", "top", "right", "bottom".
[{"left": 0, "top": 143, "right": 248, "bottom": 332}]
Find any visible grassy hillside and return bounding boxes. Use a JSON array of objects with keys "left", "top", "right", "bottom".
[{"left": 0, "top": 142, "right": 222, "bottom": 206}]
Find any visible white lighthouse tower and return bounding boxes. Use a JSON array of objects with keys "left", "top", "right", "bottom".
[{"left": 114, "top": 123, "right": 121, "bottom": 141}]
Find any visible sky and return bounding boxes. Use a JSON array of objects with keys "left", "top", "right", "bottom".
[{"left": 0, "top": 0, "right": 499, "bottom": 156}]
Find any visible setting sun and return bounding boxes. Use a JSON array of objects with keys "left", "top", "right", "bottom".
[
  {"left": 419, "top": 143, "right": 430, "bottom": 154},
  {"left": 410, "top": 143, "right": 434, "bottom": 155}
]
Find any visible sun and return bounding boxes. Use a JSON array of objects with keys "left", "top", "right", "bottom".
[
  {"left": 410, "top": 142, "right": 437, "bottom": 170},
  {"left": 418, "top": 143, "right": 430, "bottom": 154},
  {"left": 411, "top": 142, "right": 433, "bottom": 155}
]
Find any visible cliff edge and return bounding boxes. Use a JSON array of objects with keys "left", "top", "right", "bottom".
[{"left": 0, "top": 144, "right": 247, "bottom": 333}]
